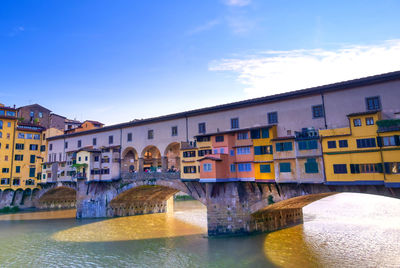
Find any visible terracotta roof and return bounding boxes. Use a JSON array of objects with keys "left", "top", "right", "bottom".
[
  {"left": 48, "top": 70, "right": 400, "bottom": 141},
  {"left": 271, "top": 136, "right": 295, "bottom": 141},
  {"left": 18, "top": 103, "right": 51, "bottom": 112},
  {"left": 347, "top": 110, "right": 380, "bottom": 117},
  {"left": 195, "top": 124, "right": 275, "bottom": 138},
  {"left": 198, "top": 156, "right": 222, "bottom": 161}
]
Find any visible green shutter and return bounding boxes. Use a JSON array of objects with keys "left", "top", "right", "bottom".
[
  {"left": 260, "top": 164, "right": 271, "bottom": 173},
  {"left": 261, "top": 128, "right": 269, "bottom": 138},
  {"left": 29, "top": 168, "right": 36, "bottom": 177},
  {"left": 280, "top": 162, "right": 291, "bottom": 172}
]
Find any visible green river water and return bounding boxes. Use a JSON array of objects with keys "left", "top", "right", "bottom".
[{"left": 0, "top": 193, "right": 400, "bottom": 267}]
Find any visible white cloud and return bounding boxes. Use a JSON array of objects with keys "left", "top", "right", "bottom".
[
  {"left": 223, "top": 0, "right": 251, "bottom": 7},
  {"left": 209, "top": 40, "right": 400, "bottom": 97},
  {"left": 187, "top": 19, "right": 220, "bottom": 35}
]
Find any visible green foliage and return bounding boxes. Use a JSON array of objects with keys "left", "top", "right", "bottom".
[
  {"left": 376, "top": 119, "right": 400, "bottom": 127},
  {"left": 0, "top": 206, "right": 19, "bottom": 213},
  {"left": 267, "top": 195, "right": 275, "bottom": 205},
  {"left": 71, "top": 163, "right": 88, "bottom": 172}
]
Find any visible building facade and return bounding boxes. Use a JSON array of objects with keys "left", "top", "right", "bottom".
[{"left": 43, "top": 71, "right": 400, "bottom": 186}]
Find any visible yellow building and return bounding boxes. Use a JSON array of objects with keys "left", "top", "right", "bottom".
[
  {"left": 11, "top": 123, "right": 46, "bottom": 189},
  {"left": 0, "top": 105, "right": 18, "bottom": 188},
  {"left": 376, "top": 117, "right": 400, "bottom": 186},
  {"left": 320, "top": 111, "right": 386, "bottom": 185},
  {"left": 180, "top": 137, "right": 212, "bottom": 180},
  {"left": 253, "top": 125, "right": 276, "bottom": 182}
]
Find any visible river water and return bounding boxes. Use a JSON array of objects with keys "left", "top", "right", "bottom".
[{"left": 0, "top": 193, "right": 400, "bottom": 267}]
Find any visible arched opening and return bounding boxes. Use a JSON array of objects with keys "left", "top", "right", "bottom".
[
  {"left": 121, "top": 147, "right": 139, "bottom": 173},
  {"left": 141, "top": 145, "right": 161, "bottom": 172},
  {"left": 38, "top": 186, "right": 77, "bottom": 210},
  {"left": 164, "top": 142, "right": 181, "bottom": 172}
]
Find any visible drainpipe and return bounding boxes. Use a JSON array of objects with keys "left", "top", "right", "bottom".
[{"left": 320, "top": 91, "right": 328, "bottom": 129}]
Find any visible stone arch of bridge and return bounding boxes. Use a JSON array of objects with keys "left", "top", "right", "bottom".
[
  {"left": 122, "top": 147, "right": 139, "bottom": 172},
  {"left": 163, "top": 142, "right": 180, "bottom": 171},
  {"left": 141, "top": 145, "right": 162, "bottom": 171},
  {"left": 37, "top": 186, "right": 77, "bottom": 210},
  {"left": 106, "top": 179, "right": 207, "bottom": 217}
]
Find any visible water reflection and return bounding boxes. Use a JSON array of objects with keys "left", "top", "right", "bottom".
[
  {"left": 265, "top": 193, "right": 400, "bottom": 267},
  {"left": 53, "top": 201, "right": 207, "bottom": 242},
  {"left": 0, "top": 209, "right": 76, "bottom": 221}
]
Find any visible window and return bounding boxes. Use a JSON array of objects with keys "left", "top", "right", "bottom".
[
  {"left": 336, "top": 140, "right": 347, "bottom": 148},
  {"left": 353, "top": 118, "right": 362, "bottom": 127},
  {"left": 351, "top": 163, "right": 383, "bottom": 174},
  {"left": 64, "top": 142, "right": 68, "bottom": 149},
  {"left": 78, "top": 140, "right": 82, "bottom": 147},
  {"left": 275, "top": 142, "right": 292, "bottom": 152},
  {"left": 0, "top": 120, "right": 2, "bottom": 129},
  {"left": 213, "top": 149, "right": 218, "bottom": 154},
  {"left": 261, "top": 128, "right": 269, "bottom": 138},
  {"left": 30, "top": 155, "right": 35, "bottom": 163},
  {"left": 381, "top": 136, "right": 399, "bottom": 147},
  {"left": 219, "top": 148, "right": 224, "bottom": 154},
  {"left": 40, "top": 145, "right": 46, "bottom": 152},
  {"left": 198, "top": 123, "right": 206, "bottom": 134},
  {"left": 312, "top": 105, "right": 324, "bottom": 118},
  {"left": 93, "top": 138, "right": 97, "bottom": 146},
  {"left": 26, "top": 134, "right": 32, "bottom": 139},
  {"left": 78, "top": 157, "right": 81, "bottom": 161},
  {"left": 203, "top": 163, "right": 212, "bottom": 172},
  {"left": 333, "top": 164, "right": 347, "bottom": 174},
  {"left": 29, "top": 167, "right": 36, "bottom": 177},
  {"left": 30, "top": 144, "right": 38, "bottom": 151},
  {"left": 183, "top": 151, "right": 196, "bottom": 158},
  {"left": 12, "top": 179, "right": 20, "bottom": 186},
  {"left": 127, "top": 133, "right": 132, "bottom": 142},
  {"left": 38, "top": 112, "right": 43, "bottom": 118},
  {"left": 237, "top": 132, "right": 248, "bottom": 140},
  {"left": 197, "top": 136, "right": 210, "bottom": 142},
  {"left": 7, "top": 122, "right": 11, "bottom": 127},
  {"left": 18, "top": 133, "right": 24, "bottom": 139},
  {"left": 85, "top": 156, "right": 88, "bottom": 161},
  {"left": 94, "top": 156, "right": 99, "bottom": 162},
  {"left": 327, "top": 141, "right": 336, "bottom": 149},
  {"left": 251, "top": 129, "right": 260, "bottom": 139},
  {"left": 356, "top": 138, "right": 376, "bottom": 148},
  {"left": 2, "top": 168, "right": 9, "bottom": 173},
  {"left": 260, "top": 164, "right": 271, "bottom": 173},
  {"left": 230, "top": 150, "right": 235, "bottom": 156},
  {"left": 230, "top": 164, "right": 236, "bottom": 172},
  {"left": 268, "top": 112, "right": 278, "bottom": 124},
  {"left": 366, "top": 96, "right": 381, "bottom": 111},
  {"left": 254, "top": 145, "right": 273, "bottom": 155},
  {"left": 109, "top": 135, "right": 114, "bottom": 144},
  {"left": 147, "top": 130, "right": 153, "bottom": 140},
  {"left": 366, "top": 117, "right": 374, "bottom": 126},
  {"left": 215, "top": 135, "right": 224, "bottom": 142},
  {"left": 231, "top": 118, "right": 239, "bottom": 129},
  {"left": 238, "top": 163, "right": 252, "bottom": 172},
  {"left": 305, "top": 158, "right": 319, "bottom": 173},
  {"left": 198, "top": 149, "right": 212, "bottom": 156},
  {"left": 15, "top": 166, "right": 20, "bottom": 173},
  {"left": 33, "top": 134, "right": 40, "bottom": 140},
  {"left": 237, "top": 147, "right": 251, "bottom": 155},
  {"left": 15, "top": 143, "right": 24, "bottom": 150},
  {"left": 6, "top": 111, "right": 15, "bottom": 116},
  {"left": 279, "top": 162, "right": 291, "bottom": 173},
  {"left": 298, "top": 140, "right": 318, "bottom": 150},
  {"left": 1, "top": 178, "right": 9, "bottom": 185},
  {"left": 49, "top": 144, "right": 53, "bottom": 151},
  {"left": 384, "top": 162, "right": 400, "bottom": 174},
  {"left": 171, "top": 126, "right": 178, "bottom": 136},
  {"left": 30, "top": 111, "right": 34, "bottom": 117},
  {"left": 15, "top": 154, "right": 23, "bottom": 161},
  {"left": 183, "top": 166, "right": 197, "bottom": 174}
]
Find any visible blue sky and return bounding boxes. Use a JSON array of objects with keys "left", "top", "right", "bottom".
[{"left": 1, "top": 0, "right": 400, "bottom": 125}]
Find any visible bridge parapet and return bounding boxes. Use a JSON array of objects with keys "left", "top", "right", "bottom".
[{"left": 120, "top": 171, "right": 180, "bottom": 181}]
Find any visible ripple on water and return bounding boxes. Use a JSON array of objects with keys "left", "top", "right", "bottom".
[{"left": 264, "top": 193, "right": 400, "bottom": 268}]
